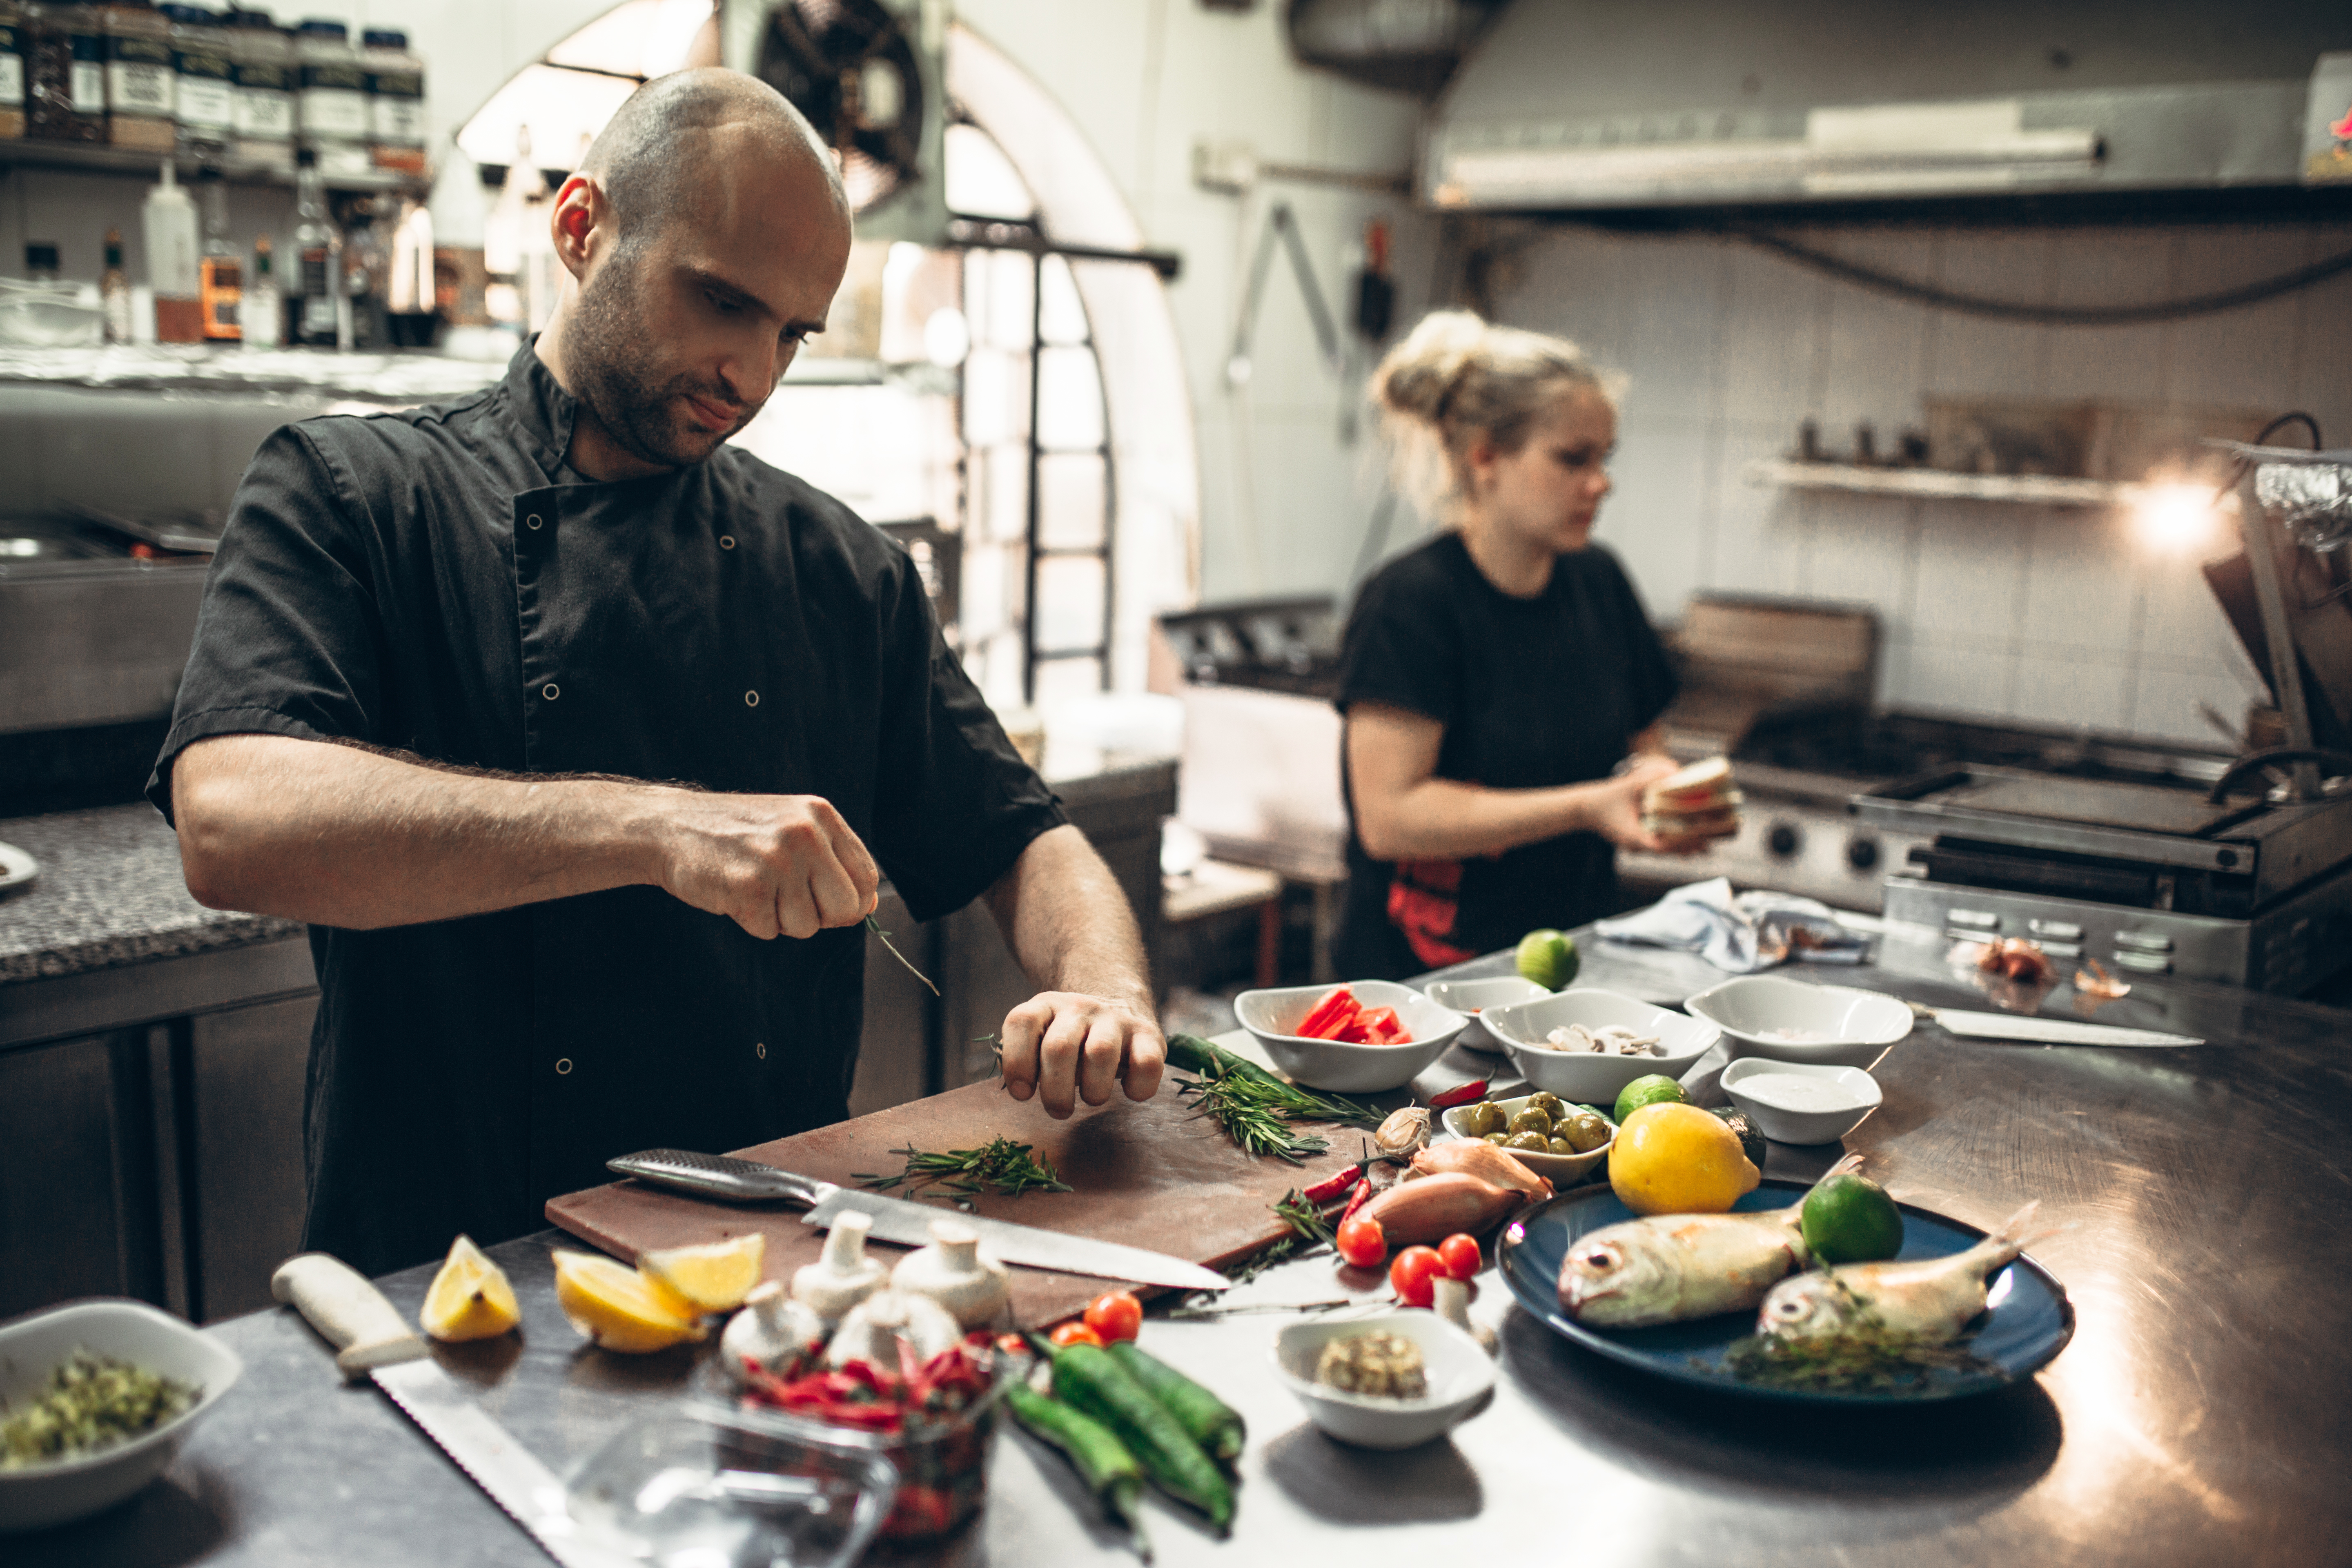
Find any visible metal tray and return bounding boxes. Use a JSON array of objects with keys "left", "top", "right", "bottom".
[{"left": 1851, "top": 766, "right": 2266, "bottom": 873}]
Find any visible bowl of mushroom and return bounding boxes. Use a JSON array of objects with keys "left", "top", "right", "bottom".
[{"left": 1477, "top": 987, "right": 1719, "bottom": 1102}]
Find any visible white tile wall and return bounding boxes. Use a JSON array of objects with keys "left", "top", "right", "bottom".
[{"left": 1493, "top": 216, "right": 2352, "bottom": 745}]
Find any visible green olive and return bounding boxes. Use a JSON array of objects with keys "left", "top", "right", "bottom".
[
  {"left": 1457, "top": 1102, "right": 1505, "bottom": 1139},
  {"left": 1525, "top": 1091, "right": 1566, "bottom": 1120},
  {"left": 1483, "top": 1132, "right": 1510, "bottom": 1146},
  {"left": 1506, "top": 1108, "right": 1554, "bottom": 1139},
  {"left": 1505, "top": 1131, "right": 1550, "bottom": 1153},
  {"left": 1547, "top": 1137, "right": 1577, "bottom": 1156},
  {"left": 1557, "top": 1109, "right": 1610, "bottom": 1154}
]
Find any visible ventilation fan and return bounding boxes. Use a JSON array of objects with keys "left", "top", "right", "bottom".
[{"left": 734, "top": 0, "right": 948, "bottom": 242}]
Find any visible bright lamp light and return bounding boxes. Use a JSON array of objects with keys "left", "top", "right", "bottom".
[{"left": 2131, "top": 484, "right": 2219, "bottom": 551}]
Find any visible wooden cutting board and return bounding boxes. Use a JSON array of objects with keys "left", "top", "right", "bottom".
[{"left": 544, "top": 1076, "right": 1378, "bottom": 1329}]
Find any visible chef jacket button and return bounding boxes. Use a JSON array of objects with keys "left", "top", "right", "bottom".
[
  {"left": 542, "top": 682, "right": 560, "bottom": 700},
  {"left": 719, "top": 535, "right": 736, "bottom": 550},
  {"left": 525, "top": 513, "right": 543, "bottom": 531},
  {"left": 755, "top": 1041, "right": 766, "bottom": 1060},
  {"left": 555, "top": 1057, "right": 573, "bottom": 1076},
  {"left": 745, "top": 690, "right": 760, "bottom": 707}
]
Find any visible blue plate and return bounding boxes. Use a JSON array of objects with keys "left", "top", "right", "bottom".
[{"left": 1497, "top": 1180, "right": 2074, "bottom": 1403}]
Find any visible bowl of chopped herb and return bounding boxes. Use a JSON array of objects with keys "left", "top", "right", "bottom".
[{"left": 0, "top": 1298, "right": 243, "bottom": 1531}]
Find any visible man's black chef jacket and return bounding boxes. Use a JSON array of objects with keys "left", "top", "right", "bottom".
[{"left": 147, "top": 343, "right": 1066, "bottom": 1277}]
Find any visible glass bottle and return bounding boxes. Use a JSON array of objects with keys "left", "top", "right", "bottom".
[
  {"left": 196, "top": 167, "right": 239, "bottom": 339},
  {"left": 0, "top": 3, "right": 27, "bottom": 141},
  {"left": 241, "top": 230, "right": 279, "bottom": 347},
  {"left": 100, "top": 0, "right": 174, "bottom": 152},
  {"left": 290, "top": 145, "right": 343, "bottom": 347},
  {"left": 28, "top": 2, "right": 107, "bottom": 142},
  {"left": 100, "top": 223, "right": 132, "bottom": 341},
  {"left": 143, "top": 157, "right": 202, "bottom": 342}
]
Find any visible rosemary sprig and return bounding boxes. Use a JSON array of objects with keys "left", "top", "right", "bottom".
[
  {"left": 1208, "top": 1188, "right": 1336, "bottom": 1288},
  {"left": 865, "top": 914, "right": 940, "bottom": 997},
  {"left": 1716, "top": 1269, "right": 1999, "bottom": 1395},
  {"left": 1172, "top": 1058, "right": 1382, "bottom": 1164},
  {"left": 852, "top": 1137, "right": 1072, "bottom": 1200}
]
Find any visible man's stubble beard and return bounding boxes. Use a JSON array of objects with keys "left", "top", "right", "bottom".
[{"left": 566, "top": 247, "right": 738, "bottom": 470}]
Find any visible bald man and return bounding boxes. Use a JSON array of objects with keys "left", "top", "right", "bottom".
[{"left": 153, "top": 70, "right": 1163, "bottom": 1277}]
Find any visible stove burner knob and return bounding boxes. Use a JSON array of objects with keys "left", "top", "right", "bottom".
[
  {"left": 1766, "top": 822, "right": 1804, "bottom": 859},
  {"left": 1846, "top": 835, "right": 1880, "bottom": 872}
]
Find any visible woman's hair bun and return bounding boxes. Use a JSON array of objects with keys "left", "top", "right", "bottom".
[{"left": 1369, "top": 309, "right": 1490, "bottom": 423}]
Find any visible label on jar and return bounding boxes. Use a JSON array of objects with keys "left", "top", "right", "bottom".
[
  {"left": 0, "top": 27, "right": 24, "bottom": 111},
  {"left": 175, "top": 43, "right": 236, "bottom": 132},
  {"left": 298, "top": 59, "right": 367, "bottom": 139},
  {"left": 107, "top": 34, "right": 174, "bottom": 118},
  {"left": 233, "top": 58, "right": 294, "bottom": 139},
  {"left": 70, "top": 29, "right": 107, "bottom": 114},
  {"left": 368, "top": 68, "right": 422, "bottom": 144}
]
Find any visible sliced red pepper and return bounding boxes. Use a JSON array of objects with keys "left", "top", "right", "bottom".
[
  {"left": 1303, "top": 1164, "right": 1364, "bottom": 1204},
  {"left": 1428, "top": 1078, "right": 1490, "bottom": 1110},
  {"left": 1295, "top": 987, "right": 1362, "bottom": 1040}
]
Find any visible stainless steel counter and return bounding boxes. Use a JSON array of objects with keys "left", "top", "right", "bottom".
[{"left": 19, "top": 920, "right": 2350, "bottom": 1566}]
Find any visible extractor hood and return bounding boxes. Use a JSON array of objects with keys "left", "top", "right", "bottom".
[{"left": 1423, "top": 0, "right": 2352, "bottom": 211}]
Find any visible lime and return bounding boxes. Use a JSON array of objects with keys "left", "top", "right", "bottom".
[
  {"left": 1612, "top": 1073, "right": 1685, "bottom": 1126},
  {"left": 1800, "top": 1173, "right": 1905, "bottom": 1265},
  {"left": 1607, "top": 1102, "right": 1761, "bottom": 1216},
  {"left": 1515, "top": 929, "right": 1579, "bottom": 990}
]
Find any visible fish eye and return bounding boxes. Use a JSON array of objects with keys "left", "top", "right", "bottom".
[
  {"left": 1769, "top": 1298, "right": 1806, "bottom": 1319},
  {"left": 1582, "top": 1249, "right": 1613, "bottom": 1268}
]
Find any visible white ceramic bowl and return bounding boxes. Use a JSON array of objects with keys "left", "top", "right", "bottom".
[
  {"left": 1232, "top": 981, "right": 1468, "bottom": 1093},
  {"left": 1684, "top": 976, "right": 1914, "bottom": 1069},
  {"left": 1272, "top": 1310, "right": 1496, "bottom": 1450},
  {"left": 1437, "top": 1091, "right": 1614, "bottom": 1185},
  {"left": 0, "top": 1299, "right": 244, "bottom": 1532},
  {"left": 1719, "top": 1057, "right": 1884, "bottom": 1145},
  {"left": 1422, "top": 977, "right": 1552, "bottom": 1055},
  {"left": 1478, "top": 988, "right": 1719, "bottom": 1103}
]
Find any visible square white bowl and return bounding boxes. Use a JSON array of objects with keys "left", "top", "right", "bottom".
[
  {"left": 1272, "top": 1310, "right": 1496, "bottom": 1450},
  {"left": 1232, "top": 981, "right": 1468, "bottom": 1093},
  {"left": 1422, "top": 977, "right": 1553, "bottom": 1055},
  {"left": 1437, "top": 1092, "right": 1613, "bottom": 1185},
  {"left": 1684, "top": 976, "right": 1913, "bottom": 1069},
  {"left": 0, "top": 1299, "right": 243, "bottom": 1532},
  {"left": 1719, "top": 1056, "right": 1884, "bottom": 1145},
  {"left": 1477, "top": 988, "right": 1719, "bottom": 1103}
]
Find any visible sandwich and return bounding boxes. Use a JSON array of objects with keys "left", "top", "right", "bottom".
[{"left": 1640, "top": 755, "right": 1742, "bottom": 842}]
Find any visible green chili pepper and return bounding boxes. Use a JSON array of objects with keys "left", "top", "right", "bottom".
[
  {"left": 1035, "top": 1336, "right": 1234, "bottom": 1534},
  {"left": 1006, "top": 1383, "right": 1152, "bottom": 1559},
  {"left": 1105, "top": 1341, "right": 1245, "bottom": 1468}
]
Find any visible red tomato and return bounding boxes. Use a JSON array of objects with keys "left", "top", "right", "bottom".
[
  {"left": 1083, "top": 1291, "right": 1143, "bottom": 1344},
  {"left": 1049, "top": 1322, "right": 1104, "bottom": 1349},
  {"left": 1437, "top": 1233, "right": 1481, "bottom": 1281},
  {"left": 1335, "top": 1213, "right": 1387, "bottom": 1269},
  {"left": 1389, "top": 1245, "right": 1446, "bottom": 1307},
  {"left": 995, "top": 1332, "right": 1031, "bottom": 1357}
]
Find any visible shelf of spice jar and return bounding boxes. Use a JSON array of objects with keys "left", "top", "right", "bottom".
[
  {"left": 0, "top": 342, "right": 507, "bottom": 403},
  {"left": 0, "top": 138, "right": 423, "bottom": 194}
]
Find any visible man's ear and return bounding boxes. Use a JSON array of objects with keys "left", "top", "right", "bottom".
[{"left": 548, "top": 174, "right": 607, "bottom": 281}]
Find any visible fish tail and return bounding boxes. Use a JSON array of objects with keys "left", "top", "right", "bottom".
[{"left": 1982, "top": 1198, "right": 2058, "bottom": 1260}]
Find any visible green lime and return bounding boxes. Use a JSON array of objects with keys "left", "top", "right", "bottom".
[
  {"left": 1800, "top": 1173, "right": 1905, "bottom": 1265},
  {"left": 1710, "top": 1106, "right": 1768, "bottom": 1172},
  {"left": 1516, "top": 929, "right": 1579, "bottom": 989},
  {"left": 1612, "top": 1073, "right": 1685, "bottom": 1126}
]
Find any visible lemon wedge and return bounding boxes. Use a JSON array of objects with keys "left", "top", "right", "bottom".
[
  {"left": 551, "top": 1249, "right": 705, "bottom": 1353},
  {"left": 637, "top": 1233, "right": 766, "bottom": 1314},
  {"left": 421, "top": 1234, "right": 521, "bottom": 1343}
]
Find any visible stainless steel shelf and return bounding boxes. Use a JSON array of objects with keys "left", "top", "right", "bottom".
[
  {"left": 0, "top": 344, "right": 503, "bottom": 403},
  {"left": 0, "top": 138, "right": 423, "bottom": 194},
  {"left": 1748, "top": 457, "right": 2237, "bottom": 511}
]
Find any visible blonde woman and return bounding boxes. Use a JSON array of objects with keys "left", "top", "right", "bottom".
[{"left": 1336, "top": 310, "right": 1684, "bottom": 979}]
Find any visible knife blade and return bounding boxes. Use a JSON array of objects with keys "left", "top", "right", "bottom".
[
  {"left": 1921, "top": 1007, "right": 2203, "bottom": 1048},
  {"left": 608, "top": 1149, "right": 1232, "bottom": 1292},
  {"left": 271, "top": 1254, "right": 631, "bottom": 1568}
]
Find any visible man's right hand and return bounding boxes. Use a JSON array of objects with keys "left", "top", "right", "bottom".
[{"left": 649, "top": 791, "right": 881, "bottom": 940}]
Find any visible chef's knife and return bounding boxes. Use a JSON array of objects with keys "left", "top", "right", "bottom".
[
  {"left": 270, "top": 1254, "right": 632, "bottom": 1568},
  {"left": 607, "top": 1149, "right": 1232, "bottom": 1292},
  {"left": 1910, "top": 1004, "right": 2203, "bottom": 1048}
]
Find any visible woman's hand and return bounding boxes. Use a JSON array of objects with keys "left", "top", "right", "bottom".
[{"left": 1583, "top": 755, "right": 1682, "bottom": 852}]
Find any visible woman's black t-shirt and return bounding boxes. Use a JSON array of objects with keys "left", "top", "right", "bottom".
[{"left": 1334, "top": 532, "right": 1676, "bottom": 978}]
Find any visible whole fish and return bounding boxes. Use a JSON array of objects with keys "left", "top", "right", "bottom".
[
  {"left": 1755, "top": 1200, "right": 2043, "bottom": 1344},
  {"left": 1557, "top": 1154, "right": 1861, "bottom": 1328}
]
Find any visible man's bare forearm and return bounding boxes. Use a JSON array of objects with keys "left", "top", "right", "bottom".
[
  {"left": 173, "top": 733, "right": 665, "bottom": 927},
  {"left": 983, "top": 824, "right": 1152, "bottom": 1009}
]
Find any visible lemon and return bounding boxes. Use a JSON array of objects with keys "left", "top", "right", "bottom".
[
  {"left": 637, "top": 1234, "right": 766, "bottom": 1314},
  {"left": 1516, "top": 929, "right": 1579, "bottom": 990},
  {"left": 1612, "top": 1073, "right": 1686, "bottom": 1126},
  {"left": 1608, "top": 1102, "right": 1761, "bottom": 1216},
  {"left": 420, "top": 1234, "right": 521, "bottom": 1343},
  {"left": 551, "top": 1250, "right": 705, "bottom": 1353},
  {"left": 1800, "top": 1173, "right": 1905, "bottom": 1265}
]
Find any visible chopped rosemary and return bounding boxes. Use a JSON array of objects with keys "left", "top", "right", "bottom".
[
  {"left": 1172, "top": 1056, "right": 1382, "bottom": 1164},
  {"left": 1717, "top": 1271, "right": 2000, "bottom": 1396},
  {"left": 865, "top": 914, "right": 939, "bottom": 997},
  {"left": 1209, "top": 1188, "right": 1335, "bottom": 1287},
  {"left": 1, "top": 1350, "right": 199, "bottom": 1469},
  {"left": 852, "top": 1137, "right": 1072, "bottom": 1200}
]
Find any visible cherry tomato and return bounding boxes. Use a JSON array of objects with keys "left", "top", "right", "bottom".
[
  {"left": 1389, "top": 1245, "right": 1446, "bottom": 1307},
  {"left": 1335, "top": 1213, "right": 1387, "bottom": 1269},
  {"left": 1437, "top": 1233, "right": 1481, "bottom": 1281},
  {"left": 995, "top": 1332, "right": 1031, "bottom": 1357},
  {"left": 1083, "top": 1291, "right": 1143, "bottom": 1344},
  {"left": 1049, "top": 1321, "right": 1104, "bottom": 1349}
]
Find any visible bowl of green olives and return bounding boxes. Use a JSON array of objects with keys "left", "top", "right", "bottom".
[{"left": 1436, "top": 1092, "right": 1616, "bottom": 1184}]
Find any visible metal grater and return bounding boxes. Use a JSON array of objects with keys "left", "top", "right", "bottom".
[{"left": 605, "top": 1149, "right": 831, "bottom": 1206}]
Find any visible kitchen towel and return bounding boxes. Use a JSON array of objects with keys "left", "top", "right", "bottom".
[{"left": 1594, "top": 877, "right": 1871, "bottom": 973}]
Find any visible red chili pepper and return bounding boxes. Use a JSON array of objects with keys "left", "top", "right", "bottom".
[
  {"left": 1303, "top": 1165, "right": 1365, "bottom": 1204},
  {"left": 1428, "top": 1078, "right": 1490, "bottom": 1110},
  {"left": 1339, "top": 1176, "right": 1375, "bottom": 1223}
]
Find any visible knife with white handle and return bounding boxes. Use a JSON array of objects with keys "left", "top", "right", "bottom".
[
  {"left": 607, "top": 1149, "right": 1232, "bottom": 1292},
  {"left": 271, "top": 1254, "right": 631, "bottom": 1568},
  {"left": 1909, "top": 1004, "right": 2203, "bottom": 1047}
]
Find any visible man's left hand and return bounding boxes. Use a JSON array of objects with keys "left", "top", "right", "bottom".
[{"left": 997, "top": 992, "right": 1165, "bottom": 1119}]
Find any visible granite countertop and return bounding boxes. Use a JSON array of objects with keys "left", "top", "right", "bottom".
[{"left": 0, "top": 802, "right": 299, "bottom": 986}]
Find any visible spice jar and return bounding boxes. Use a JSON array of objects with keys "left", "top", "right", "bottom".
[
  {"left": 0, "top": 4, "right": 26, "bottom": 140},
  {"left": 292, "top": 16, "right": 365, "bottom": 175},
  {"left": 359, "top": 26, "right": 420, "bottom": 174},
  {"left": 163, "top": 2, "right": 229, "bottom": 152},
  {"left": 100, "top": 1, "right": 173, "bottom": 152},
  {"left": 27, "top": 3, "right": 106, "bottom": 143},
  {"left": 225, "top": 5, "right": 288, "bottom": 162}
]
